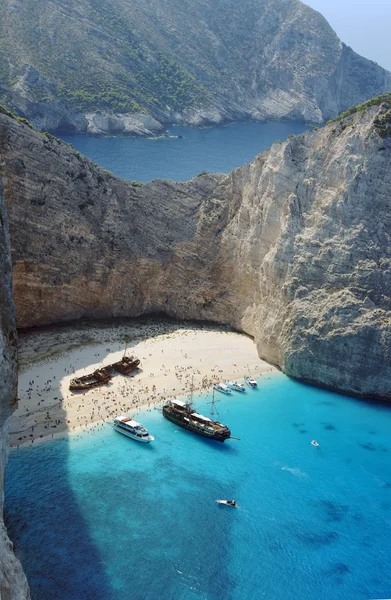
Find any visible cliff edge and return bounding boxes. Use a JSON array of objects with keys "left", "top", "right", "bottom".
[
  {"left": 0, "top": 180, "right": 30, "bottom": 598},
  {"left": 0, "top": 98, "right": 390, "bottom": 400}
]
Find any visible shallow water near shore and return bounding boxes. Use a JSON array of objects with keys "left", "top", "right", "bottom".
[
  {"left": 6, "top": 372, "right": 391, "bottom": 600},
  {"left": 60, "top": 121, "right": 309, "bottom": 182}
]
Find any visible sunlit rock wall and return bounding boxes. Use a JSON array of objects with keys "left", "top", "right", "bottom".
[{"left": 0, "top": 104, "right": 390, "bottom": 400}]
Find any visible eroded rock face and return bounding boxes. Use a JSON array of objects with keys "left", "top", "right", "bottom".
[
  {"left": 85, "top": 113, "right": 165, "bottom": 137},
  {"left": 0, "top": 179, "right": 30, "bottom": 599},
  {"left": 0, "top": 105, "right": 390, "bottom": 400}
]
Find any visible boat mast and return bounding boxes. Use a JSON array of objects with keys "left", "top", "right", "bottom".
[
  {"left": 189, "top": 375, "right": 194, "bottom": 408},
  {"left": 208, "top": 387, "right": 220, "bottom": 420},
  {"left": 123, "top": 337, "right": 128, "bottom": 358}
]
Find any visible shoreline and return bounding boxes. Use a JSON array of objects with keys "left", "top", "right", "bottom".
[
  {"left": 11, "top": 320, "right": 277, "bottom": 448},
  {"left": 56, "top": 117, "right": 310, "bottom": 141}
]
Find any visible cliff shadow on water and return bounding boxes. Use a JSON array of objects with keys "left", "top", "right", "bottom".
[
  {"left": 5, "top": 440, "right": 114, "bottom": 600},
  {"left": 5, "top": 316, "right": 238, "bottom": 600},
  {"left": 5, "top": 337, "right": 117, "bottom": 600}
]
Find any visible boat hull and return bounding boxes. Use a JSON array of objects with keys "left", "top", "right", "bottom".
[
  {"left": 226, "top": 384, "right": 246, "bottom": 393},
  {"left": 162, "top": 408, "right": 229, "bottom": 442},
  {"left": 113, "top": 425, "right": 153, "bottom": 442},
  {"left": 112, "top": 358, "right": 140, "bottom": 375},
  {"left": 213, "top": 386, "right": 231, "bottom": 395},
  {"left": 216, "top": 500, "right": 237, "bottom": 508},
  {"left": 69, "top": 356, "right": 140, "bottom": 391},
  {"left": 244, "top": 378, "right": 257, "bottom": 388},
  {"left": 70, "top": 372, "right": 112, "bottom": 391}
]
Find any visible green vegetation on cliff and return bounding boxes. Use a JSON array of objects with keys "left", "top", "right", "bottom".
[
  {"left": 56, "top": 55, "right": 205, "bottom": 113},
  {"left": 328, "top": 92, "right": 391, "bottom": 137},
  {"left": 0, "top": 0, "right": 390, "bottom": 130}
]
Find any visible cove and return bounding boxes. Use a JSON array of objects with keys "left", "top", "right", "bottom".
[
  {"left": 60, "top": 121, "right": 309, "bottom": 182},
  {"left": 6, "top": 373, "right": 391, "bottom": 600}
]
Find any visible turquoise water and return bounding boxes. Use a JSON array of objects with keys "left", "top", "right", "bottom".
[
  {"left": 60, "top": 121, "right": 308, "bottom": 182},
  {"left": 6, "top": 373, "right": 391, "bottom": 600}
]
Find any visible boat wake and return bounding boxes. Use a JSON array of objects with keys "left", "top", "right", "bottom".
[{"left": 281, "top": 466, "right": 308, "bottom": 479}]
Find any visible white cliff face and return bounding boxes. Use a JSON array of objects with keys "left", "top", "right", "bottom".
[
  {"left": 85, "top": 112, "right": 165, "bottom": 136},
  {"left": 0, "top": 102, "right": 390, "bottom": 400},
  {"left": 217, "top": 112, "right": 391, "bottom": 397},
  {"left": 0, "top": 181, "right": 30, "bottom": 599}
]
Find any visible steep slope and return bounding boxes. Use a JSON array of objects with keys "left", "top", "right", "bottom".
[
  {"left": 0, "top": 180, "right": 30, "bottom": 598},
  {"left": 0, "top": 0, "right": 390, "bottom": 133},
  {"left": 0, "top": 97, "right": 390, "bottom": 400}
]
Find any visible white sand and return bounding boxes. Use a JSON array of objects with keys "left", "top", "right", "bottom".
[{"left": 10, "top": 321, "right": 276, "bottom": 447}]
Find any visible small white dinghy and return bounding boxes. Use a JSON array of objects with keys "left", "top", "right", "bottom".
[
  {"left": 311, "top": 440, "right": 320, "bottom": 447},
  {"left": 244, "top": 376, "right": 257, "bottom": 388},
  {"left": 216, "top": 499, "right": 237, "bottom": 508},
  {"left": 225, "top": 381, "right": 246, "bottom": 393}
]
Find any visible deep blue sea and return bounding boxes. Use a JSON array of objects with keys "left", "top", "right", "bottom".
[
  {"left": 60, "top": 121, "right": 308, "bottom": 182},
  {"left": 6, "top": 373, "right": 391, "bottom": 600}
]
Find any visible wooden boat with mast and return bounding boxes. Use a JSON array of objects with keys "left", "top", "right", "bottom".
[
  {"left": 69, "top": 340, "right": 140, "bottom": 391},
  {"left": 106, "top": 355, "right": 140, "bottom": 375},
  {"left": 162, "top": 381, "right": 231, "bottom": 442}
]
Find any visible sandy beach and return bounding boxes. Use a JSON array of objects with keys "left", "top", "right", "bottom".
[{"left": 10, "top": 319, "right": 277, "bottom": 447}]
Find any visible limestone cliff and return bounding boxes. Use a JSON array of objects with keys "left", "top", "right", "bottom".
[
  {"left": 0, "top": 0, "right": 390, "bottom": 133},
  {"left": 0, "top": 99, "right": 390, "bottom": 400},
  {"left": 0, "top": 180, "right": 30, "bottom": 598}
]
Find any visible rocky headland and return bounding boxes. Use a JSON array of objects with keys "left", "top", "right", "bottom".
[
  {"left": 0, "top": 96, "right": 390, "bottom": 400},
  {"left": 0, "top": 0, "right": 390, "bottom": 134}
]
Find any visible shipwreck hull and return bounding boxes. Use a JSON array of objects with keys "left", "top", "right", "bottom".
[
  {"left": 69, "top": 356, "right": 140, "bottom": 391},
  {"left": 69, "top": 370, "right": 112, "bottom": 391},
  {"left": 111, "top": 357, "right": 140, "bottom": 375}
]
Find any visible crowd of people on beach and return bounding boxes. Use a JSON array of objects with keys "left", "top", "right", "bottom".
[{"left": 12, "top": 326, "right": 274, "bottom": 448}]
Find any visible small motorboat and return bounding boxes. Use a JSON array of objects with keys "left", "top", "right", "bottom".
[
  {"left": 244, "top": 376, "right": 257, "bottom": 388},
  {"left": 213, "top": 383, "right": 232, "bottom": 395},
  {"left": 311, "top": 440, "right": 320, "bottom": 447},
  {"left": 225, "top": 381, "right": 246, "bottom": 393},
  {"left": 216, "top": 499, "right": 237, "bottom": 508}
]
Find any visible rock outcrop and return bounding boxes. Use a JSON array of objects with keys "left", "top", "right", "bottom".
[
  {"left": 0, "top": 0, "right": 390, "bottom": 133},
  {"left": 0, "top": 179, "right": 30, "bottom": 598},
  {"left": 0, "top": 99, "right": 390, "bottom": 400}
]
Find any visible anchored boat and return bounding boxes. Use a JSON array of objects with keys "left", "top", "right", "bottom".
[
  {"left": 244, "top": 376, "right": 258, "bottom": 388},
  {"left": 225, "top": 381, "right": 246, "bottom": 393},
  {"left": 213, "top": 382, "right": 232, "bottom": 395},
  {"left": 162, "top": 378, "right": 232, "bottom": 442},
  {"left": 162, "top": 399, "right": 231, "bottom": 442},
  {"left": 113, "top": 415, "right": 154, "bottom": 442}
]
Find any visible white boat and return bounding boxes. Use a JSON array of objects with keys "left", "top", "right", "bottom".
[
  {"left": 311, "top": 440, "right": 319, "bottom": 447},
  {"left": 113, "top": 415, "right": 154, "bottom": 443},
  {"left": 244, "top": 376, "right": 257, "bottom": 388},
  {"left": 216, "top": 499, "right": 237, "bottom": 508},
  {"left": 213, "top": 383, "right": 232, "bottom": 395},
  {"left": 225, "top": 381, "right": 246, "bottom": 393}
]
